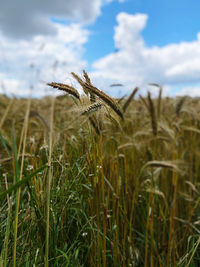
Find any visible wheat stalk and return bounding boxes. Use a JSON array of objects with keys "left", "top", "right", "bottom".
[{"left": 89, "top": 116, "right": 100, "bottom": 135}]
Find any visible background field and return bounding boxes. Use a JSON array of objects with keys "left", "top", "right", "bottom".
[{"left": 0, "top": 75, "right": 200, "bottom": 266}]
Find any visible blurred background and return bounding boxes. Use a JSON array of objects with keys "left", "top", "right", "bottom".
[{"left": 0, "top": 0, "right": 200, "bottom": 98}]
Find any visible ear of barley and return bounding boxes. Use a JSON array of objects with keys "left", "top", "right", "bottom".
[
  {"left": 81, "top": 102, "right": 102, "bottom": 116},
  {"left": 47, "top": 82, "right": 80, "bottom": 100},
  {"left": 83, "top": 82, "right": 124, "bottom": 120},
  {"left": 122, "top": 87, "right": 138, "bottom": 112},
  {"left": 148, "top": 92, "right": 157, "bottom": 136}
]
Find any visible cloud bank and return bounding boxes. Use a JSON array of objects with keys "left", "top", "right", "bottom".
[
  {"left": 0, "top": 0, "right": 102, "bottom": 39},
  {"left": 91, "top": 12, "right": 200, "bottom": 95},
  {"left": 0, "top": 22, "right": 89, "bottom": 96}
]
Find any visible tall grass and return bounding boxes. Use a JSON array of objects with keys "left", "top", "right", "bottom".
[{"left": 0, "top": 74, "right": 200, "bottom": 266}]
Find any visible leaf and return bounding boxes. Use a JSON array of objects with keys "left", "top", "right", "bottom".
[
  {"left": 0, "top": 165, "right": 48, "bottom": 199},
  {"left": 0, "top": 132, "right": 11, "bottom": 156}
]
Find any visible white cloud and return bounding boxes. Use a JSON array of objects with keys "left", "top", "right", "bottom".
[
  {"left": 90, "top": 12, "right": 200, "bottom": 96},
  {"left": 0, "top": 22, "right": 89, "bottom": 97},
  {"left": 176, "top": 85, "right": 200, "bottom": 97},
  {"left": 0, "top": 0, "right": 102, "bottom": 39}
]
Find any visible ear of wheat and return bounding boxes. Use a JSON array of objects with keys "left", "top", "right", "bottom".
[
  {"left": 148, "top": 92, "right": 157, "bottom": 136},
  {"left": 122, "top": 87, "right": 138, "bottom": 112},
  {"left": 176, "top": 96, "right": 187, "bottom": 116},
  {"left": 148, "top": 83, "right": 162, "bottom": 119},
  {"left": 47, "top": 82, "right": 80, "bottom": 100},
  {"left": 83, "top": 70, "right": 96, "bottom": 103},
  {"left": 139, "top": 94, "right": 150, "bottom": 112},
  {"left": 81, "top": 102, "right": 102, "bottom": 116},
  {"left": 71, "top": 72, "right": 89, "bottom": 96},
  {"left": 83, "top": 82, "right": 124, "bottom": 120}
]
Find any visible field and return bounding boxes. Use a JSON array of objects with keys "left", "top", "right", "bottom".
[{"left": 0, "top": 72, "right": 200, "bottom": 266}]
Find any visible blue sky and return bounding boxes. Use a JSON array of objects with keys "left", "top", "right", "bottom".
[
  {"left": 0, "top": 0, "right": 200, "bottom": 97},
  {"left": 84, "top": 0, "right": 200, "bottom": 62}
]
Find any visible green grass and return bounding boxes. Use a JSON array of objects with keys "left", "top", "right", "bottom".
[{"left": 0, "top": 77, "right": 200, "bottom": 266}]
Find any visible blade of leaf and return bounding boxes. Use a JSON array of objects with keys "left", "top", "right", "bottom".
[
  {"left": 0, "top": 165, "right": 47, "bottom": 199},
  {"left": 11, "top": 126, "right": 20, "bottom": 182},
  {"left": 0, "top": 132, "right": 11, "bottom": 156}
]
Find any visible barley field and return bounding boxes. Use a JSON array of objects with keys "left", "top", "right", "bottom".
[{"left": 0, "top": 72, "right": 200, "bottom": 266}]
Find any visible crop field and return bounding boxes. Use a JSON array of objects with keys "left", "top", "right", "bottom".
[{"left": 0, "top": 72, "right": 200, "bottom": 266}]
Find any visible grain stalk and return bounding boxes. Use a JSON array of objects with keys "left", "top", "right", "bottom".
[
  {"left": 0, "top": 98, "right": 13, "bottom": 130},
  {"left": 45, "top": 97, "right": 55, "bottom": 267},
  {"left": 13, "top": 97, "right": 31, "bottom": 267}
]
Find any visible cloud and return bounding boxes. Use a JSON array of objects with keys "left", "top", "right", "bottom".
[
  {"left": 0, "top": 22, "right": 89, "bottom": 97},
  {"left": 0, "top": 0, "right": 102, "bottom": 39},
  {"left": 91, "top": 12, "right": 200, "bottom": 95},
  {"left": 176, "top": 85, "right": 200, "bottom": 97}
]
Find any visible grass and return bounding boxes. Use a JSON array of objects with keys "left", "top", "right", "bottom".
[{"left": 0, "top": 72, "right": 200, "bottom": 266}]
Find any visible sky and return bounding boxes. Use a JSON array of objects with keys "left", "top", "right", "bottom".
[{"left": 0, "top": 0, "right": 200, "bottom": 97}]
